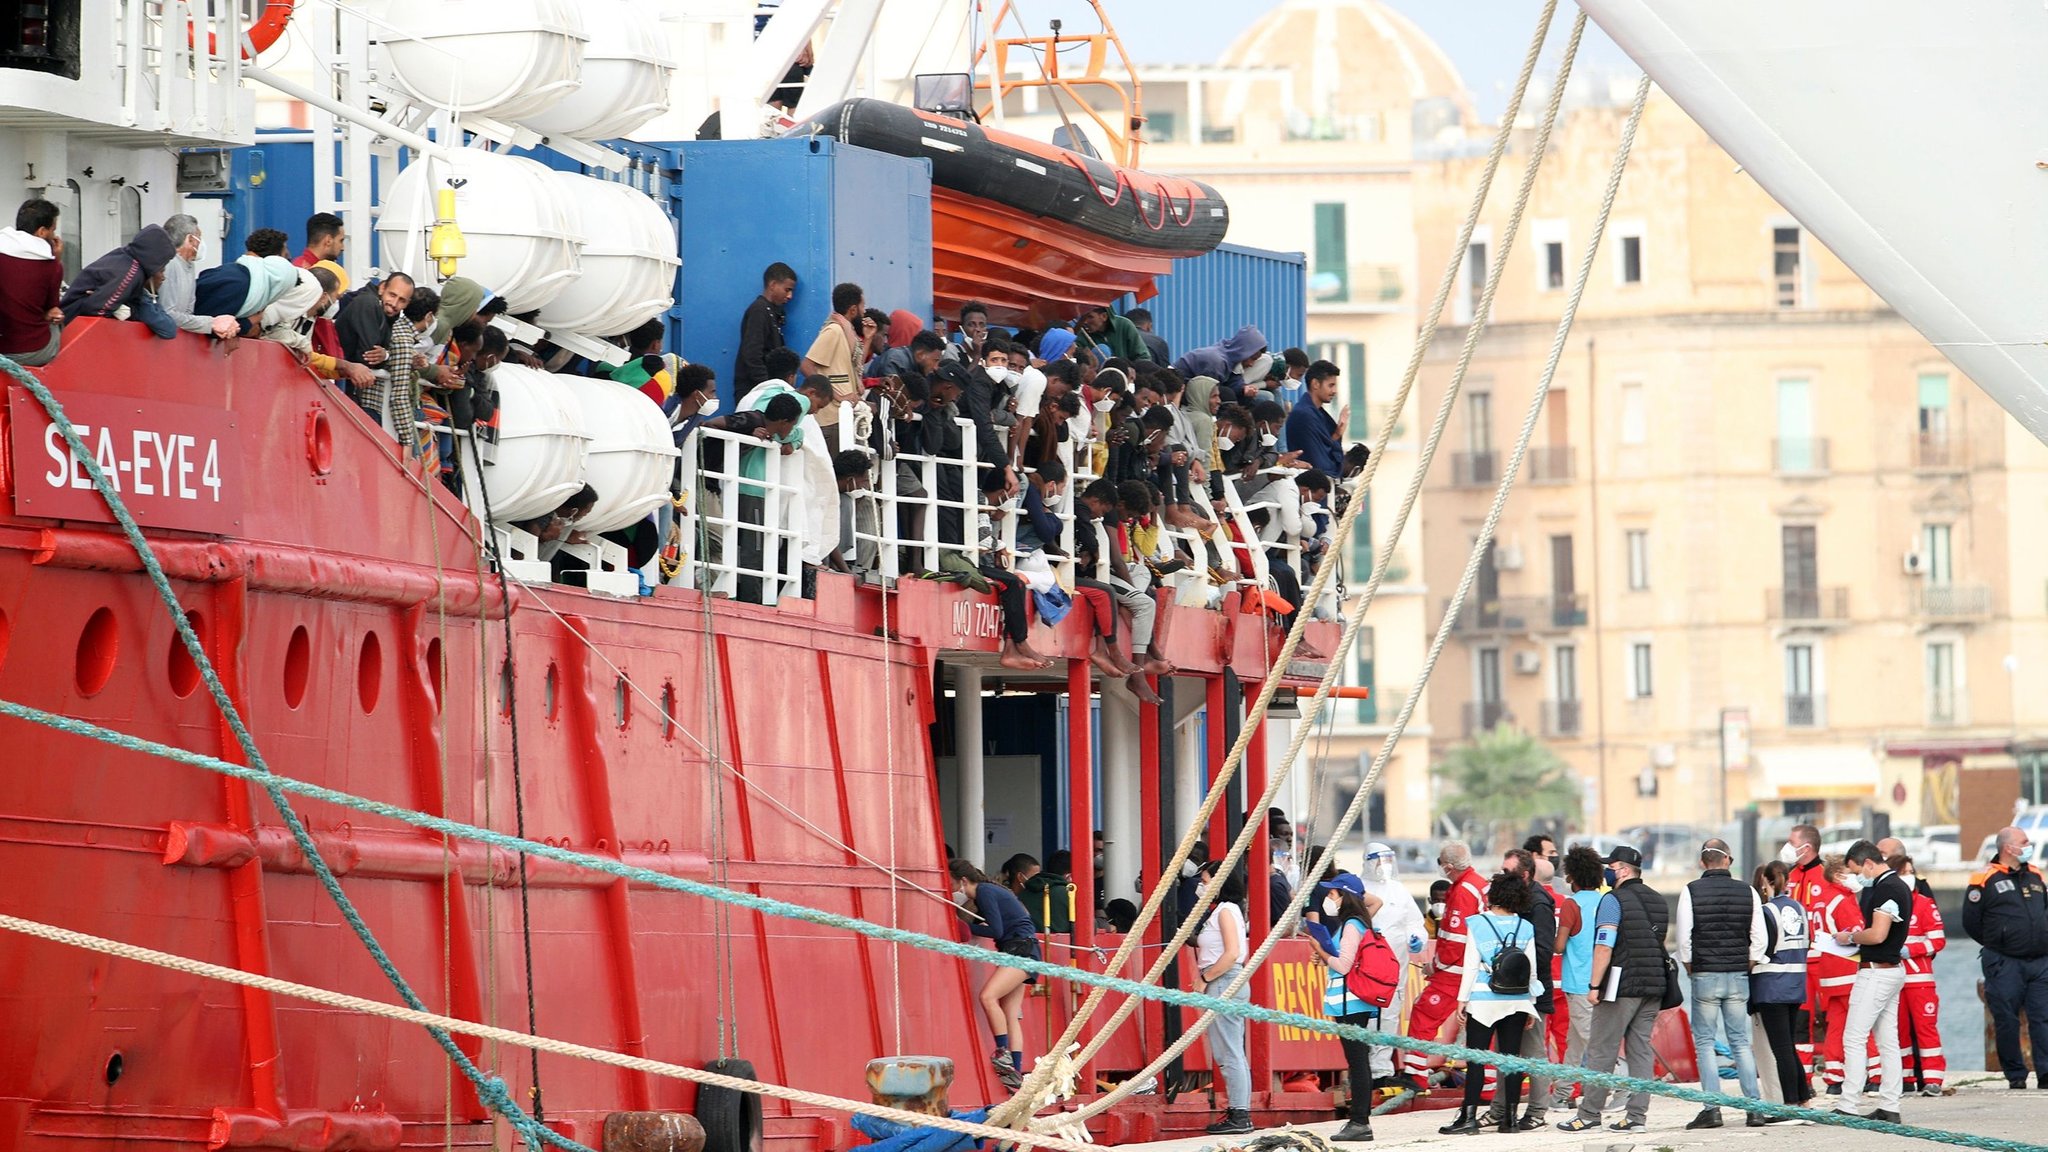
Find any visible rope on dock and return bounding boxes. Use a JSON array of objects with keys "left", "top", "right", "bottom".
[{"left": 4, "top": 698, "right": 2044, "bottom": 1152}]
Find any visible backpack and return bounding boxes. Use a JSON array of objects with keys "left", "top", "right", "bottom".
[
  {"left": 1483, "top": 916, "right": 1533, "bottom": 996},
  {"left": 1342, "top": 919, "right": 1402, "bottom": 1009}
]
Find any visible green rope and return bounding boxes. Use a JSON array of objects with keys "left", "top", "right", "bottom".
[
  {"left": 2, "top": 359, "right": 588, "bottom": 1152},
  {"left": 1, "top": 700, "right": 2036, "bottom": 1152}
]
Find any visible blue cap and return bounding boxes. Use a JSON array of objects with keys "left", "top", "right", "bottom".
[{"left": 1325, "top": 871, "right": 1365, "bottom": 897}]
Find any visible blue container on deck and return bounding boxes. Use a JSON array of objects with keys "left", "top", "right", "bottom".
[
  {"left": 1117, "top": 242, "right": 1306, "bottom": 361},
  {"left": 671, "top": 137, "right": 932, "bottom": 406}
]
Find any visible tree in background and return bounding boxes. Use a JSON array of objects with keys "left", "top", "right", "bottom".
[{"left": 1433, "top": 726, "right": 1581, "bottom": 853}]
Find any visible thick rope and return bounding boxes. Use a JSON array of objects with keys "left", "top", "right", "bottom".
[
  {"left": 1042, "top": 12, "right": 1588, "bottom": 1126},
  {"left": 0, "top": 911, "right": 1109, "bottom": 1152},
  {"left": 0, "top": 876, "right": 2028, "bottom": 1152},
  {"left": 0, "top": 361, "right": 588, "bottom": 1152},
  {"left": 989, "top": 5, "right": 1564, "bottom": 1115}
]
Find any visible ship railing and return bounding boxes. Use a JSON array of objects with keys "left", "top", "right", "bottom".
[
  {"left": 1217, "top": 471, "right": 1308, "bottom": 603},
  {"left": 123, "top": 0, "right": 247, "bottom": 139},
  {"left": 842, "top": 410, "right": 984, "bottom": 581},
  {"left": 674, "top": 425, "right": 806, "bottom": 605}
]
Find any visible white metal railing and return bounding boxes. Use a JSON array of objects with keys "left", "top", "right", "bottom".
[
  {"left": 844, "top": 404, "right": 982, "bottom": 579},
  {"left": 122, "top": 0, "right": 246, "bottom": 139},
  {"left": 674, "top": 425, "right": 805, "bottom": 604}
]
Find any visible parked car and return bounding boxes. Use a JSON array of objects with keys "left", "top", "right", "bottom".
[
  {"left": 1977, "top": 806, "right": 2048, "bottom": 864},
  {"left": 1919, "top": 825, "right": 1963, "bottom": 868},
  {"left": 1617, "top": 824, "right": 1709, "bottom": 873}
]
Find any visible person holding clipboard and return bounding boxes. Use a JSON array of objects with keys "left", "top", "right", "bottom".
[{"left": 1555, "top": 846, "right": 1671, "bottom": 1133}]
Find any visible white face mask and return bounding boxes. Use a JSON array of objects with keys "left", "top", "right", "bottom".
[
  {"left": 1427, "top": 902, "right": 1446, "bottom": 920},
  {"left": 1322, "top": 895, "right": 1342, "bottom": 918},
  {"left": 1778, "top": 842, "right": 1800, "bottom": 866},
  {"left": 1215, "top": 434, "right": 1236, "bottom": 452},
  {"left": 1093, "top": 397, "right": 1115, "bottom": 413},
  {"left": 697, "top": 395, "right": 721, "bottom": 418},
  {"left": 1844, "top": 873, "right": 1868, "bottom": 892},
  {"left": 323, "top": 301, "right": 341, "bottom": 319},
  {"left": 1242, "top": 351, "right": 1274, "bottom": 385},
  {"left": 1181, "top": 859, "right": 1201, "bottom": 879},
  {"left": 1260, "top": 432, "right": 1278, "bottom": 448}
]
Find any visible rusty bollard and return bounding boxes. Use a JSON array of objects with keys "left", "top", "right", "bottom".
[
  {"left": 603, "top": 1111, "right": 707, "bottom": 1152},
  {"left": 867, "top": 1056, "right": 955, "bottom": 1117}
]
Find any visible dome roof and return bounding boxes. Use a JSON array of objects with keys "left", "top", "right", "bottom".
[{"left": 1216, "top": 0, "right": 1475, "bottom": 135}]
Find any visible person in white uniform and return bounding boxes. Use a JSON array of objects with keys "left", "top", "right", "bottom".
[{"left": 1360, "top": 842, "right": 1428, "bottom": 1086}]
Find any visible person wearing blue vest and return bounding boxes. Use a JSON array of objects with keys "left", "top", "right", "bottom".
[
  {"left": 1439, "top": 871, "right": 1541, "bottom": 1135},
  {"left": 1545, "top": 845, "right": 1606, "bottom": 1114},
  {"left": 1752, "top": 860, "right": 1813, "bottom": 1111},
  {"left": 1302, "top": 872, "right": 1386, "bottom": 1143}
]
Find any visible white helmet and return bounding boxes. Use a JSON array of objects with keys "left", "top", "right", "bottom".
[{"left": 1364, "top": 841, "right": 1400, "bottom": 884}]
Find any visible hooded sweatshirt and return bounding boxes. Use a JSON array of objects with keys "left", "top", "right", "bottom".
[
  {"left": 192, "top": 254, "right": 299, "bottom": 337},
  {"left": 0, "top": 227, "right": 62, "bottom": 355},
  {"left": 1184, "top": 373, "right": 1219, "bottom": 460},
  {"left": 1174, "top": 324, "right": 1265, "bottom": 404},
  {"left": 61, "top": 224, "right": 177, "bottom": 324},
  {"left": 1037, "top": 327, "right": 1077, "bottom": 364},
  {"left": 257, "top": 269, "right": 325, "bottom": 355},
  {"left": 428, "top": 276, "right": 484, "bottom": 344},
  {"left": 241, "top": 255, "right": 300, "bottom": 318}
]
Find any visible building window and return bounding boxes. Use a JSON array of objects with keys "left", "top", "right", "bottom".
[
  {"left": 1628, "top": 641, "right": 1653, "bottom": 699},
  {"left": 1312, "top": 202, "right": 1350, "bottom": 303},
  {"left": 1618, "top": 380, "right": 1647, "bottom": 445},
  {"left": 1534, "top": 219, "right": 1568, "bottom": 293},
  {"left": 1781, "top": 524, "right": 1819, "bottom": 617},
  {"left": 1354, "top": 626, "right": 1377, "bottom": 724},
  {"left": 1775, "top": 377, "right": 1820, "bottom": 472},
  {"left": 1923, "top": 523, "right": 1953, "bottom": 586},
  {"left": 1619, "top": 234, "right": 1643, "bottom": 284},
  {"left": 1467, "top": 391, "right": 1492, "bottom": 454},
  {"left": 1465, "top": 241, "right": 1488, "bottom": 320},
  {"left": 1773, "top": 225, "right": 1803, "bottom": 307},
  {"left": 1549, "top": 644, "right": 1581, "bottom": 737},
  {"left": 1917, "top": 373, "right": 1952, "bottom": 466},
  {"left": 1625, "top": 529, "right": 1649, "bottom": 591},
  {"left": 1467, "top": 646, "right": 1506, "bottom": 735},
  {"left": 1785, "top": 643, "right": 1817, "bottom": 727},
  {"left": 1926, "top": 640, "right": 1958, "bottom": 725}
]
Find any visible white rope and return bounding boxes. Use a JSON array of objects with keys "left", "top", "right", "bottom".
[
  {"left": 0, "top": 911, "right": 1113, "bottom": 1152},
  {"left": 1052, "top": 56, "right": 1652, "bottom": 1132},
  {"left": 1032, "top": 9, "right": 1596, "bottom": 1126}
]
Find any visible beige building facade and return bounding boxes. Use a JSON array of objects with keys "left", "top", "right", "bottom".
[{"left": 1415, "top": 95, "right": 2048, "bottom": 845}]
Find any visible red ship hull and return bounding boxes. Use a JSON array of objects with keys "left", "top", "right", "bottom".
[{"left": 0, "top": 323, "right": 1349, "bottom": 1149}]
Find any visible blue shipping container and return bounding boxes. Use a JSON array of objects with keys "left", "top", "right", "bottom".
[
  {"left": 670, "top": 137, "right": 932, "bottom": 407},
  {"left": 1116, "top": 242, "right": 1306, "bottom": 363}
]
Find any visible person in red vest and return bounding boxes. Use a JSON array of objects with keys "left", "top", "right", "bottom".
[
  {"left": 1810, "top": 854, "right": 1865, "bottom": 1094},
  {"left": 1894, "top": 852, "right": 1946, "bottom": 1095},
  {"left": 1402, "top": 840, "right": 1488, "bottom": 1088},
  {"left": 1782, "top": 823, "right": 1827, "bottom": 1079}
]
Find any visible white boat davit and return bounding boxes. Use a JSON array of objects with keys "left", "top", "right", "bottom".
[{"left": 1578, "top": 0, "right": 2048, "bottom": 442}]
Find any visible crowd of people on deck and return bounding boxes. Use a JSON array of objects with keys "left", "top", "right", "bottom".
[
  {"left": 1, "top": 204, "right": 1369, "bottom": 646},
  {"left": 945, "top": 820, "right": 1999, "bottom": 1141}
]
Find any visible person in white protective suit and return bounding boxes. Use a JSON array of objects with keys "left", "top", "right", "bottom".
[{"left": 1359, "top": 842, "right": 1428, "bottom": 1086}]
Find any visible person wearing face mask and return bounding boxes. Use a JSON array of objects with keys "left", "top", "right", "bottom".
[
  {"left": 1809, "top": 854, "right": 1866, "bottom": 1096},
  {"left": 1483, "top": 849, "right": 1558, "bottom": 1130},
  {"left": 1963, "top": 825, "right": 2048, "bottom": 1089},
  {"left": 1301, "top": 872, "right": 1386, "bottom": 1143},
  {"left": 1357, "top": 843, "right": 1425, "bottom": 1089},
  {"left": 1887, "top": 853, "right": 1946, "bottom": 1098},
  {"left": 1400, "top": 841, "right": 1488, "bottom": 1089},
  {"left": 1554, "top": 846, "right": 1667, "bottom": 1134},
  {"left": 1545, "top": 846, "right": 1607, "bottom": 1116},
  {"left": 1190, "top": 860, "right": 1254, "bottom": 1135},
  {"left": 948, "top": 858, "right": 1039, "bottom": 1092},
  {"left": 1172, "top": 324, "right": 1266, "bottom": 404},
  {"left": 1825, "top": 841, "right": 1912, "bottom": 1123},
  {"left": 1779, "top": 823, "right": 1826, "bottom": 1074},
  {"left": 1751, "top": 860, "right": 1813, "bottom": 1112},
  {"left": 1673, "top": 838, "right": 1769, "bottom": 1129}
]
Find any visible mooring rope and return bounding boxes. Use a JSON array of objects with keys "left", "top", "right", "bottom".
[{"left": 1, "top": 697, "right": 2035, "bottom": 1152}]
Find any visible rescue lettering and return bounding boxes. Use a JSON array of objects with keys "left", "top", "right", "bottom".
[{"left": 44, "top": 422, "right": 223, "bottom": 501}]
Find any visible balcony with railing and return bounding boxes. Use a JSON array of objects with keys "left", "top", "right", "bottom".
[
  {"left": 1462, "top": 700, "right": 1511, "bottom": 738},
  {"left": 1526, "top": 446, "right": 1575, "bottom": 484},
  {"left": 1766, "top": 586, "right": 1849, "bottom": 625},
  {"left": 1914, "top": 431, "right": 1968, "bottom": 473},
  {"left": 1450, "top": 451, "right": 1498, "bottom": 487},
  {"left": 1446, "top": 594, "right": 1586, "bottom": 635},
  {"left": 1541, "top": 699, "right": 1583, "bottom": 738},
  {"left": 1785, "top": 693, "right": 1826, "bottom": 729},
  {"left": 1913, "top": 583, "right": 1992, "bottom": 620},
  {"left": 1772, "top": 437, "right": 1831, "bottom": 476}
]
